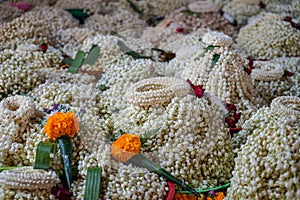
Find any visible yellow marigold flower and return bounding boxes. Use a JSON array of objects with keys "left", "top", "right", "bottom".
[
  {"left": 110, "top": 133, "right": 141, "bottom": 163},
  {"left": 44, "top": 111, "right": 79, "bottom": 140}
]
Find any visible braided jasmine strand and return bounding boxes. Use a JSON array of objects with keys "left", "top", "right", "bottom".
[
  {"left": 0, "top": 166, "right": 60, "bottom": 190},
  {"left": 125, "top": 77, "right": 191, "bottom": 107}
]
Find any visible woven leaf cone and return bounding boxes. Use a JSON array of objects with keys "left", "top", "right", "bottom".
[
  {"left": 226, "top": 96, "right": 300, "bottom": 199},
  {"left": 181, "top": 31, "right": 265, "bottom": 114}
]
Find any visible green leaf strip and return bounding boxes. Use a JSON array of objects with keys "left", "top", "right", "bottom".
[
  {"left": 67, "top": 51, "right": 85, "bottom": 74},
  {"left": 84, "top": 167, "right": 102, "bottom": 200},
  {"left": 127, "top": 154, "right": 199, "bottom": 197},
  {"left": 211, "top": 54, "right": 220, "bottom": 68},
  {"left": 110, "top": 31, "right": 127, "bottom": 41},
  {"left": 176, "top": 182, "right": 231, "bottom": 194},
  {"left": 58, "top": 136, "right": 73, "bottom": 189},
  {"left": 117, "top": 40, "right": 151, "bottom": 59},
  {"left": 83, "top": 44, "right": 100, "bottom": 65},
  {"left": 181, "top": 9, "right": 201, "bottom": 18},
  {"left": 33, "top": 141, "right": 57, "bottom": 170},
  {"left": 65, "top": 9, "right": 91, "bottom": 24},
  {"left": 126, "top": 0, "right": 143, "bottom": 15}
]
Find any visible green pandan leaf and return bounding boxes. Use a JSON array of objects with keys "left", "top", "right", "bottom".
[
  {"left": 201, "top": 45, "right": 218, "bottom": 56},
  {"left": 117, "top": 40, "right": 151, "bottom": 59},
  {"left": 126, "top": 0, "right": 142, "bottom": 15},
  {"left": 181, "top": 9, "right": 201, "bottom": 18},
  {"left": 58, "top": 136, "right": 73, "bottom": 189},
  {"left": 211, "top": 54, "right": 220, "bottom": 68},
  {"left": 34, "top": 141, "right": 57, "bottom": 169},
  {"left": 84, "top": 167, "right": 102, "bottom": 200},
  {"left": 68, "top": 51, "right": 85, "bottom": 74},
  {"left": 110, "top": 31, "right": 127, "bottom": 41},
  {"left": 83, "top": 44, "right": 100, "bottom": 65},
  {"left": 65, "top": 9, "right": 91, "bottom": 24}
]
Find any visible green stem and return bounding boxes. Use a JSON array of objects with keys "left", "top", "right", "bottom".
[{"left": 126, "top": 154, "right": 200, "bottom": 197}]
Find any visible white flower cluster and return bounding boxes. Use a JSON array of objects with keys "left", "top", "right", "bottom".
[
  {"left": 38, "top": 68, "right": 98, "bottom": 85},
  {"left": 83, "top": 10, "right": 147, "bottom": 35},
  {"left": 143, "top": 94, "right": 234, "bottom": 188},
  {"left": 251, "top": 60, "right": 296, "bottom": 103},
  {"left": 265, "top": 0, "right": 300, "bottom": 21},
  {"left": 226, "top": 96, "right": 300, "bottom": 199},
  {"left": 0, "top": 3, "right": 23, "bottom": 23},
  {"left": 56, "top": 27, "right": 97, "bottom": 57},
  {"left": 125, "top": 77, "right": 191, "bottom": 107},
  {"left": 54, "top": 0, "right": 101, "bottom": 14},
  {"left": 97, "top": 56, "right": 157, "bottom": 115},
  {"left": 237, "top": 12, "right": 300, "bottom": 59},
  {"left": 181, "top": 31, "right": 263, "bottom": 113},
  {"left": 0, "top": 95, "right": 44, "bottom": 166},
  {"left": 163, "top": 2, "right": 238, "bottom": 37},
  {"left": 1, "top": 44, "right": 63, "bottom": 69},
  {"left": 112, "top": 104, "right": 165, "bottom": 138},
  {"left": 222, "top": 1, "right": 261, "bottom": 26},
  {"left": 80, "top": 34, "right": 124, "bottom": 68},
  {"left": 202, "top": 31, "right": 233, "bottom": 47},
  {"left": 22, "top": 6, "right": 79, "bottom": 37},
  {"left": 0, "top": 17, "right": 49, "bottom": 51},
  {"left": 103, "top": 165, "right": 168, "bottom": 200}
]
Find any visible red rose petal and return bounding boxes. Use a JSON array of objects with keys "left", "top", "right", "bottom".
[
  {"left": 233, "top": 112, "right": 241, "bottom": 122},
  {"left": 225, "top": 117, "right": 236, "bottom": 128},
  {"left": 283, "top": 70, "right": 294, "bottom": 77},
  {"left": 225, "top": 103, "right": 237, "bottom": 112},
  {"left": 39, "top": 44, "right": 48, "bottom": 53},
  {"left": 186, "top": 79, "right": 205, "bottom": 98},
  {"left": 166, "top": 181, "right": 175, "bottom": 200},
  {"left": 230, "top": 127, "right": 242, "bottom": 134},
  {"left": 175, "top": 27, "right": 184, "bottom": 33}
]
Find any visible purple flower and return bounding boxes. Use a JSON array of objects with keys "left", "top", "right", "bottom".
[
  {"left": 52, "top": 185, "right": 72, "bottom": 200},
  {"left": 210, "top": 190, "right": 217, "bottom": 196}
]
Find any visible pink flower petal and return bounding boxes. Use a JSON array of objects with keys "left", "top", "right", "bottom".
[{"left": 8, "top": 3, "right": 32, "bottom": 12}]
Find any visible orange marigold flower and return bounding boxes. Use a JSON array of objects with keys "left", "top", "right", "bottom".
[
  {"left": 44, "top": 111, "right": 79, "bottom": 140},
  {"left": 174, "top": 193, "right": 198, "bottom": 200},
  {"left": 110, "top": 133, "right": 141, "bottom": 163},
  {"left": 215, "top": 192, "right": 225, "bottom": 200}
]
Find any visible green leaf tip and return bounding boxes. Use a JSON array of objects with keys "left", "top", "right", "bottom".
[
  {"left": 65, "top": 9, "right": 91, "bottom": 24},
  {"left": 117, "top": 40, "right": 151, "bottom": 59},
  {"left": 67, "top": 51, "right": 85, "bottom": 74},
  {"left": 58, "top": 136, "right": 73, "bottom": 189},
  {"left": 34, "top": 141, "right": 57, "bottom": 170},
  {"left": 211, "top": 54, "right": 220, "bottom": 68},
  {"left": 83, "top": 44, "right": 100, "bottom": 65}
]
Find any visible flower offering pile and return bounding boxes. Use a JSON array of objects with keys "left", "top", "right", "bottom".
[{"left": 0, "top": 0, "right": 299, "bottom": 199}]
